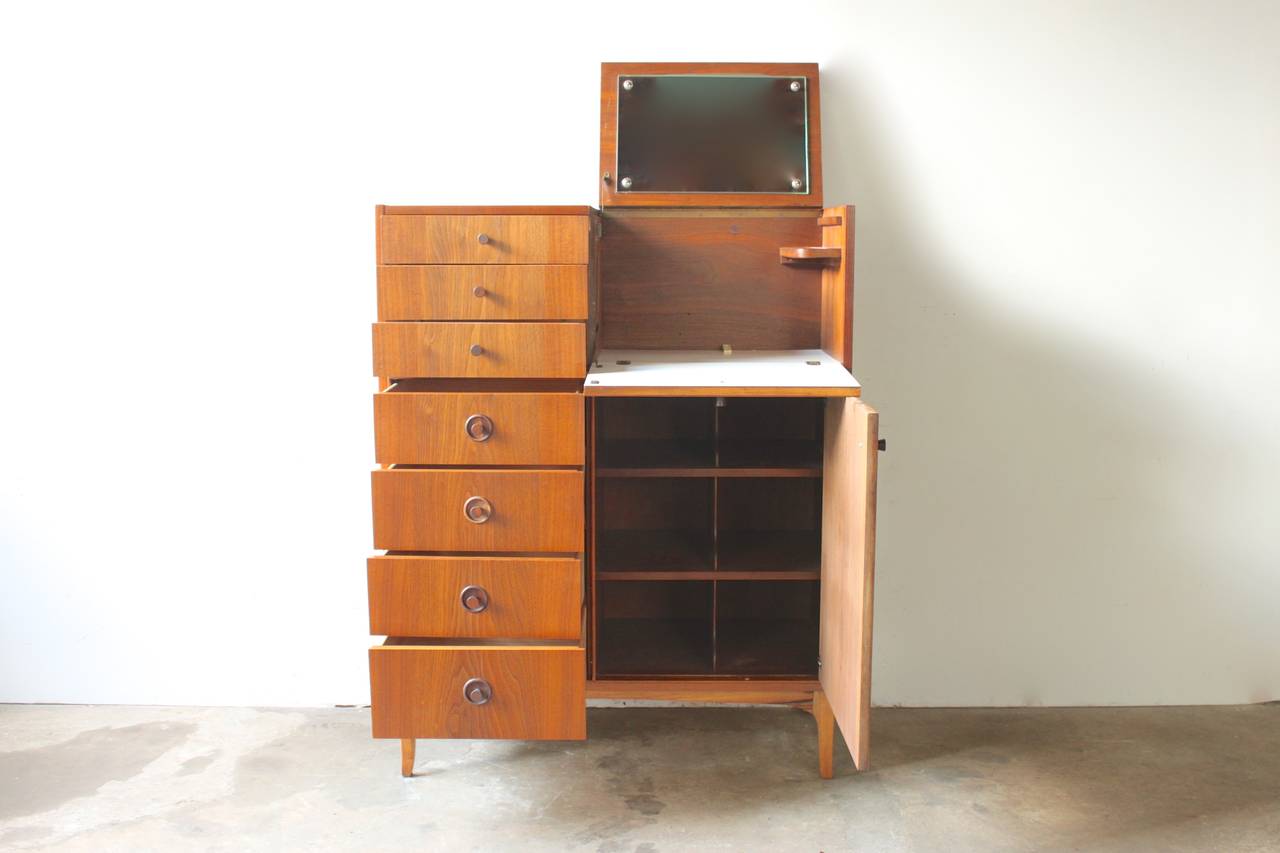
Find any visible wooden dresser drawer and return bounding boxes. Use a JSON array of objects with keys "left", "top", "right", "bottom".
[
  {"left": 368, "top": 556, "right": 582, "bottom": 639},
  {"left": 374, "top": 386, "right": 583, "bottom": 466},
  {"left": 370, "top": 642, "right": 585, "bottom": 740},
  {"left": 378, "top": 265, "right": 588, "bottom": 321},
  {"left": 381, "top": 215, "right": 589, "bottom": 265},
  {"left": 371, "top": 468, "right": 583, "bottom": 552},
  {"left": 373, "top": 322, "right": 586, "bottom": 379}
]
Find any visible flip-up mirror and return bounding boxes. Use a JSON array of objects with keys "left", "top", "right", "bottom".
[
  {"left": 616, "top": 76, "right": 808, "bottom": 195},
  {"left": 601, "top": 63, "right": 822, "bottom": 208}
]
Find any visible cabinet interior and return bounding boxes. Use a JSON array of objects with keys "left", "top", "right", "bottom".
[
  {"left": 598, "top": 211, "right": 824, "bottom": 352},
  {"left": 592, "top": 397, "right": 824, "bottom": 679}
]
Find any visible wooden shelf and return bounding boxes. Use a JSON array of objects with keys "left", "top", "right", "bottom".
[
  {"left": 598, "top": 466, "right": 818, "bottom": 479},
  {"left": 591, "top": 397, "right": 830, "bottom": 681},
  {"left": 779, "top": 246, "right": 841, "bottom": 264}
]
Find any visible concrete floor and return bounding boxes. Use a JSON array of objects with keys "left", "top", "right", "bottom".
[{"left": 0, "top": 704, "right": 1277, "bottom": 852}]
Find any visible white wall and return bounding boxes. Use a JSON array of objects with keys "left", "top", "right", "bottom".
[{"left": 2, "top": 0, "right": 1277, "bottom": 707}]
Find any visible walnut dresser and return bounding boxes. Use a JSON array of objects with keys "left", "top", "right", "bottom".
[{"left": 368, "top": 62, "right": 881, "bottom": 780}]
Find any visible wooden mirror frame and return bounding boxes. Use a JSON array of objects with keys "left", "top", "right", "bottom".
[{"left": 599, "top": 62, "right": 823, "bottom": 209}]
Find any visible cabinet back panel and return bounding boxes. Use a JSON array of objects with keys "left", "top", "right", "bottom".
[
  {"left": 597, "top": 478, "right": 713, "bottom": 530},
  {"left": 718, "top": 478, "right": 821, "bottom": 531},
  {"left": 600, "top": 214, "right": 823, "bottom": 350}
]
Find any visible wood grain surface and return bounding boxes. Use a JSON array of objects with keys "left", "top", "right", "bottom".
[
  {"left": 378, "top": 265, "right": 588, "bottom": 321},
  {"left": 585, "top": 679, "right": 820, "bottom": 704},
  {"left": 599, "top": 213, "right": 823, "bottom": 350},
  {"left": 370, "top": 644, "right": 586, "bottom": 739},
  {"left": 821, "top": 205, "right": 854, "bottom": 369},
  {"left": 820, "top": 396, "right": 879, "bottom": 770},
  {"left": 372, "top": 322, "right": 586, "bottom": 379},
  {"left": 381, "top": 215, "right": 589, "bottom": 264},
  {"left": 374, "top": 389, "right": 584, "bottom": 465},
  {"left": 383, "top": 206, "right": 595, "bottom": 216},
  {"left": 371, "top": 468, "right": 583, "bottom": 552},
  {"left": 367, "top": 555, "right": 583, "bottom": 639}
]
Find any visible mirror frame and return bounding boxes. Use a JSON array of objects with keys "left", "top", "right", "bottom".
[{"left": 599, "top": 62, "right": 823, "bottom": 209}]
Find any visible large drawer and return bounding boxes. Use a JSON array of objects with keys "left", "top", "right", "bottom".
[
  {"left": 371, "top": 468, "right": 583, "bottom": 552},
  {"left": 368, "top": 556, "right": 581, "bottom": 639},
  {"left": 372, "top": 322, "right": 586, "bottom": 379},
  {"left": 380, "top": 215, "right": 590, "bottom": 265},
  {"left": 374, "top": 386, "right": 584, "bottom": 466},
  {"left": 378, "top": 265, "right": 588, "bottom": 321},
  {"left": 369, "top": 641, "right": 586, "bottom": 740}
]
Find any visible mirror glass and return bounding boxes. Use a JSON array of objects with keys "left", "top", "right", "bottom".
[{"left": 615, "top": 75, "right": 809, "bottom": 194}]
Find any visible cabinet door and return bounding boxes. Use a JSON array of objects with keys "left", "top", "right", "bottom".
[{"left": 820, "top": 397, "right": 879, "bottom": 769}]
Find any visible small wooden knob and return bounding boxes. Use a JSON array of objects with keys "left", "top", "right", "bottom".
[
  {"left": 473, "top": 285, "right": 486, "bottom": 297},
  {"left": 459, "top": 585, "right": 489, "bottom": 613},
  {"left": 469, "top": 344, "right": 484, "bottom": 356},
  {"left": 463, "top": 678, "right": 492, "bottom": 705},
  {"left": 476, "top": 233, "right": 490, "bottom": 245},
  {"left": 465, "top": 414, "right": 494, "bottom": 442},
  {"left": 463, "top": 496, "right": 492, "bottom": 523}
]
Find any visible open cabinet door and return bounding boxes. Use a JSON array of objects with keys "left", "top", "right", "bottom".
[{"left": 820, "top": 396, "right": 879, "bottom": 770}]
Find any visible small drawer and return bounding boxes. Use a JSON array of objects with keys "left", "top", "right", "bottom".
[
  {"left": 380, "top": 215, "right": 589, "bottom": 265},
  {"left": 369, "top": 641, "right": 585, "bottom": 740},
  {"left": 371, "top": 468, "right": 583, "bottom": 552},
  {"left": 378, "top": 265, "right": 588, "bottom": 321},
  {"left": 372, "top": 322, "right": 586, "bottom": 379},
  {"left": 374, "top": 387, "right": 584, "bottom": 466},
  {"left": 368, "top": 556, "right": 582, "bottom": 639}
]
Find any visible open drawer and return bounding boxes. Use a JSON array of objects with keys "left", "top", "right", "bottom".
[
  {"left": 373, "top": 380, "right": 584, "bottom": 466},
  {"left": 370, "top": 640, "right": 586, "bottom": 740}
]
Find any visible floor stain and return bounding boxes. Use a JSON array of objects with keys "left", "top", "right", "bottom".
[
  {"left": 0, "top": 721, "right": 195, "bottom": 820},
  {"left": 176, "top": 751, "right": 220, "bottom": 776}
]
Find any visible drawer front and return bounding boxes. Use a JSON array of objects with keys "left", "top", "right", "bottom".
[
  {"left": 372, "top": 322, "right": 585, "bottom": 379},
  {"left": 381, "top": 215, "right": 589, "bottom": 265},
  {"left": 369, "top": 644, "right": 586, "bottom": 740},
  {"left": 374, "top": 391, "right": 583, "bottom": 466},
  {"left": 371, "top": 469, "right": 583, "bottom": 552},
  {"left": 378, "top": 265, "right": 588, "bottom": 321},
  {"left": 368, "top": 556, "right": 582, "bottom": 639}
]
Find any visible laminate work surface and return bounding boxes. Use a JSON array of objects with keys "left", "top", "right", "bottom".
[
  {"left": 4, "top": 703, "right": 1278, "bottom": 852},
  {"left": 585, "top": 349, "right": 861, "bottom": 396}
]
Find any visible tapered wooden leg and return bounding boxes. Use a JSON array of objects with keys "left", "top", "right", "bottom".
[
  {"left": 400, "top": 738, "right": 416, "bottom": 777},
  {"left": 814, "top": 689, "right": 835, "bottom": 779}
]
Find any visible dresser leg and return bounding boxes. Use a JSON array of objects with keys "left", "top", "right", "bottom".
[
  {"left": 814, "top": 689, "right": 835, "bottom": 779},
  {"left": 400, "top": 738, "right": 416, "bottom": 777}
]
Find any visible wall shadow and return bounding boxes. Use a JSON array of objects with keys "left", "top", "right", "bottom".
[{"left": 815, "top": 57, "right": 1276, "bottom": 707}]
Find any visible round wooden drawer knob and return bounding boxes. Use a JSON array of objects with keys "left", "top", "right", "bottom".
[
  {"left": 465, "top": 414, "right": 494, "bottom": 442},
  {"left": 459, "top": 585, "right": 489, "bottom": 613},
  {"left": 473, "top": 285, "right": 486, "bottom": 297},
  {"left": 470, "top": 344, "right": 484, "bottom": 356},
  {"left": 463, "top": 678, "right": 492, "bottom": 705},
  {"left": 463, "top": 496, "right": 492, "bottom": 524},
  {"left": 476, "top": 233, "right": 490, "bottom": 245}
]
